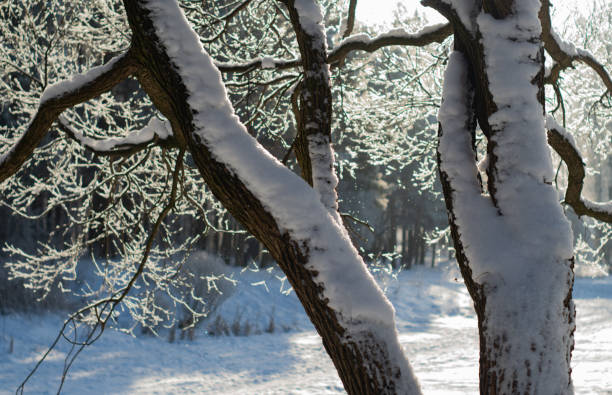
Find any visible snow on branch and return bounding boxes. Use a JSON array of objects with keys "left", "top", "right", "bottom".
[
  {"left": 146, "top": 0, "right": 394, "bottom": 332},
  {"left": 541, "top": 0, "right": 612, "bottom": 92},
  {"left": 421, "top": 0, "right": 477, "bottom": 33},
  {"left": 58, "top": 116, "right": 177, "bottom": 157},
  {"left": 0, "top": 51, "right": 137, "bottom": 183},
  {"left": 546, "top": 116, "right": 612, "bottom": 223},
  {"left": 328, "top": 23, "right": 452, "bottom": 65}
]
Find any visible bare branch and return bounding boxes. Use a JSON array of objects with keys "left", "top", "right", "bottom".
[
  {"left": 341, "top": 0, "right": 358, "bottom": 39},
  {"left": 546, "top": 117, "right": 612, "bottom": 223},
  {"left": 0, "top": 50, "right": 138, "bottom": 183},
  {"left": 215, "top": 57, "right": 300, "bottom": 73}
]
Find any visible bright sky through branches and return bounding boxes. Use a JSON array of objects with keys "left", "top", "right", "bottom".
[
  {"left": 356, "top": 0, "right": 444, "bottom": 25},
  {"left": 355, "top": 0, "right": 594, "bottom": 27}
]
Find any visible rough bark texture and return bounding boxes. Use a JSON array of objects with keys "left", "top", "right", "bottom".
[
  {"left": 282, "top": 0, "right": 333, "bottom": 186},
  {"left": 430, "top": 0, "right": 576, "bottom": 393}
]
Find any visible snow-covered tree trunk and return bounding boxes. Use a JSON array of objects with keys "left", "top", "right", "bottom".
[
  {"left": 121, "top": 1, "right": 419, "bottom": 393},
  {"left": 431, "top": 0, "right": 576, "bottom": 393}
]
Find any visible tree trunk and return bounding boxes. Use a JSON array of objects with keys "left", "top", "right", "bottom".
[
  {"left": 430, "top": 0, "right": 576, "bottom": 392},
  {"left": 120, "top": 1, "right": 420, "bottom": 393}
]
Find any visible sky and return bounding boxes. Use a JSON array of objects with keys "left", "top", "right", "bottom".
[
  {"left": 356, "top": 0, "right": 444, "bottom": 25},
  {"left": 355, "top": 0, "right": 591, "bottom": 27}
]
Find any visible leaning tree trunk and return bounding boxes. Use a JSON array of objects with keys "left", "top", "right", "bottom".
[
  {"left": 121, "top": 0, "right": 420, "bottom": 393},
  {"left": 429, "top": 0, "right": 576, "bottom": 393}
]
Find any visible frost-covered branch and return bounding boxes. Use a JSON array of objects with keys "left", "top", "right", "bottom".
[
  {"left": 546, "top": 116, "right": 612, "bottom": 223},
  {"left": 0, "top": 50, "right": 137, "bottom": 183},
  {"left": 16, "top": 149, "right": 185, "bottom": 395}
]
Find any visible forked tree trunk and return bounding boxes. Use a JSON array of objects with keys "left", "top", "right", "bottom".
[{"left": 432, "top": 0, "right": 576, "bottom": 393}]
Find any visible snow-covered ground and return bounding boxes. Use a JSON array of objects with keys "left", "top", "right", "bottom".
[{"left": 1, "top": 263, "right": 610, "bottom": 394}]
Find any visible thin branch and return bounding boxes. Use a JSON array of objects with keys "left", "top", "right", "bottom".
[
  {"left": 0, "top": 50, "right": 138, "bottom": 184},
  {"left": 215, "top": 57, "right": 300, "bottom": 73},
  {"left": 215, "top": 23, "right": 452, "bottom": 73},
  {"left": 342, "top": 0, "right": 358, "bottom": 39}
]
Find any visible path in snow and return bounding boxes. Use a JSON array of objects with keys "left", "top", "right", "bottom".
[{"left": 0, "top": 266, "right": 610, "bottom": 394}]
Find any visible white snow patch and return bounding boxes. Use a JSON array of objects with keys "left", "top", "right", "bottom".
[
  {"left": 1, "top": 267, "right": 610, "bottom": 394},
  {"left": 441, "top": 0, "right": 476, "bottom": 31},
  {"left": 546, "top": 115, "right": 580, "bottom": 154},
  {"left": 260, "top": 56, "right": 276, "bottom": 69},
  {"left": 293, "top": 0, "right": 324, "bottom": 37}
]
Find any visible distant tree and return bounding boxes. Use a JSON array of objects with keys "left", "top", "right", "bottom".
[{"left": 1, "top": 0, "right": 611, "bottom": 394}]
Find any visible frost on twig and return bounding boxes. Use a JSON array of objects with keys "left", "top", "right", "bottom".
[{"left": 0, "top": 51, "right": 137, "bottom": 184}]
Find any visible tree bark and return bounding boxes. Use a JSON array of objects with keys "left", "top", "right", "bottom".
[
  {"left": 121, "top": 1, "right": 419, "bottom": 393},
  {"left": 431, "top": 1, "right": 576, "bottom": 392}
]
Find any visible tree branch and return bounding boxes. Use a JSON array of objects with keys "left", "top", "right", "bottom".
[
  {"left": 540, "top": 0, "right": 612, "bottom": 92},
  {"left": 546, "top": 117, "right": 612, "bottom": 223},
  {"left": 58, "top": 116, "right": 178, "bottom": 158},
  {"left": 0, "top": 50, "right": 138, "bottom": 183},
  {"left": 341, "top": 0, "right": 358, "bottom": 39},
  {"left": 215, "top": 23, "right": 452, "bottom": 74},
  {"left": 328, "top": 23, "right": 452, "bottom": 65},
  {"left": 215, "top": 57, "right": 301, "bottom": 73}
]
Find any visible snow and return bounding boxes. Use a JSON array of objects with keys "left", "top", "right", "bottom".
[
  {"left": 260, "top": 57, "right": 276, "bottom": 69},
  {"left": 582, "top": 198, "right": 612, "bottom": 215},
  {"left": 332, "top": 23, "right": 448, "bottom": 51},
  {"left": 441, "top": 0, "right": 476, "bottom": 31},
  {"left": 143, "top": 1, "right": 418, "bottom": 391},
  {"left": 439, "top": 0, "right": 578, "bottom": 387},
  {"left": 308, "top": 134, "right": 342, "bottom": 223},
  {"left": 1, "top": 265, "right": 610, "bottom": 394},
  {"left": 293, "top": 0, "right": 324, "bottom": 37},
  {"left": 61, "top": 116, "right": 172, "bottom": 152},
  {"left": 40, "top": 53, "right": 126, "bottom": 104},
  {"left": 145, "top": 0, "right": 392, "bottom": 326}
]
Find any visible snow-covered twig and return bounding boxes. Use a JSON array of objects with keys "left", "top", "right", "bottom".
[{"left": 58, "top": 116, "right": 177, "bottom": 157}]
